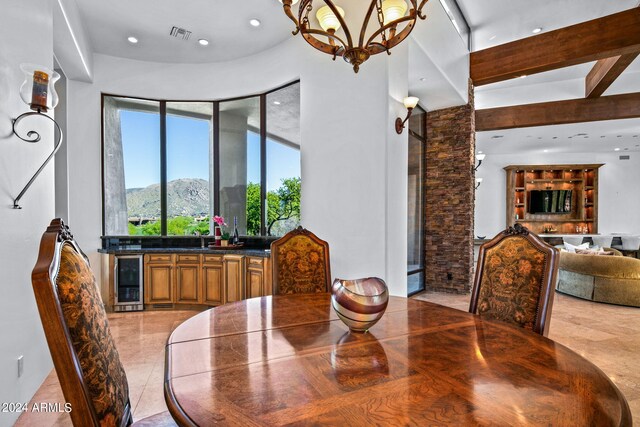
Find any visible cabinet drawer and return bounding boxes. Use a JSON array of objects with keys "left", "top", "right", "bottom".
[
  {"left": 146, "top": 254, "right": 173, "bottom": 263},
  {"left": 203, "top": 254, "right": 224, "bottom": 264},
  {"left": 177, "top": 254, "right": 200, "bottom": 263},
  {"left": 247, "top": 257, "right": 264, "bottom": 267}
]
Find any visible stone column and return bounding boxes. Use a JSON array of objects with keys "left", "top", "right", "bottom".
[{"left": 424, "top": 82, "right": 476, "bottom": 293}]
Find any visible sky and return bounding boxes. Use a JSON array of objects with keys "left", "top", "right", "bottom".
[{"left": 120, "top": 110, "right": 300, "bottom": 191}]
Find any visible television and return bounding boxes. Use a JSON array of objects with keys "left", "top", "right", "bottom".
[{"left": 528, "top": 190, "right": 572, "bottom": 214}]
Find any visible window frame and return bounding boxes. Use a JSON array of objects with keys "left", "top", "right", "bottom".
[{"left": 100, "top": 80, "right": 300, "bottom": 237}]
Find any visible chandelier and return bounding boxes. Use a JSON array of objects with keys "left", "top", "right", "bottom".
[{"left": 281, "top": 0, "right": 430, "bottom": 73}]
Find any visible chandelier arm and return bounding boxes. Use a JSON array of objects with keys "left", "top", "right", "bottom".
[
  {"left": 323, "top": 0, "right": 354, "bottom": 48},
  {"left": 303, "top": 28, "right": 349, "bottom": 53},
  {"left": 417, "top": 0, "right": 430, "bottom": 19},
  {"left": 364, "top": 13, "right": 416, "bottom": 49},
  {"left": 358, "top": 1, "right": 381, "bottom": 48},
  {"left": 282, "top": 0, "right": 301, "bottom": 35}
]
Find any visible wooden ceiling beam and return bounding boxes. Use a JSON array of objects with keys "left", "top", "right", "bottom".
[
  {"left": 585, "top": 53, "right": 639, "bottom": 98},
  {"left": 475, "top": 92, "right": 640, "bottom": 131},
  {"left": 471, "top": 8, "right": 640, "bottom": 86}
]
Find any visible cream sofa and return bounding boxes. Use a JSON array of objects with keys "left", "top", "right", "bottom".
[{"left": 557, "top": 249, "right": 640, "bottom": 307}]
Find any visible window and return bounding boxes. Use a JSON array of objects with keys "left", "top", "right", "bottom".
[
  {"left": 102, "top": 82, "right": 301, "bottom": 237},
  {"left": 407, "top": 106, "right": 426, "bottom": 296}
]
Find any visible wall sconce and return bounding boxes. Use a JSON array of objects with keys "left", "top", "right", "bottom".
[
  {"left": 475, "top": 178, "right": 483, "bottom": 190},
  {"left": 395, "top": 96, "right": 419, "bottom": 134},
  {"left": 474, "top": 153, "right": 486, "bottom": 171},
  {"left": 11, "top": 64, "right": 63, "bottom": 209}
]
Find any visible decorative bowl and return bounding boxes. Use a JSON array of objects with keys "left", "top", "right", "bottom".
[{"left": 331, "top": 277, "right": 389, "bottom": 333}]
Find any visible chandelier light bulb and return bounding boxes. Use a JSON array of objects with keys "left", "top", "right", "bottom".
[
  {"left": 382, "top": 0, "right": 408, "bottom": 25},
  {"left": 316, "top": 5, "right": 345, "bottom": 32}
]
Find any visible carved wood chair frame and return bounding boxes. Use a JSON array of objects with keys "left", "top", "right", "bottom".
[
  {"left": 469, "top": 224, "right": 559, "bottom": 336},
  {"left": 270, "top": 226, "right": 332, "bottom": 294},
  {"left": 31, "top": 219, "right": 134, "bottom": 426}
]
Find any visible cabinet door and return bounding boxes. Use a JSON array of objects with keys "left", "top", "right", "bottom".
[
  {"left": 145, "top": 264, "right": 173, "bottom": 304},
  {"left": 202, "top": 263, "right": 224, "bottom": 305},
  {"left": 224, "top": 255, "right": 245, "bottom": 303},
  {"left": 246, "top": 257, "right": 264, "bottom": 299},
  {"left": 176, "top": 264, "right": 200, "bottom": 303}
]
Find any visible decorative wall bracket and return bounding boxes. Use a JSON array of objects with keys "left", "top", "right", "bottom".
[{"left": 11, "top": 111, "right": 63, "bottom": 209}]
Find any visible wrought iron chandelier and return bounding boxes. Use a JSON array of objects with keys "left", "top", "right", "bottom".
[{"left": 281, "top": 0, "right": 430, "bottom": 73}]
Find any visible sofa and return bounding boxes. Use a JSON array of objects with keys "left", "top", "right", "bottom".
[{"left": 557, "top": 249, "right": 640, "bottom": 307}]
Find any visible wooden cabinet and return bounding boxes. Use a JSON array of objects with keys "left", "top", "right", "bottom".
[
  {"left": 224, "top": 255, "right": 245, "bottom": 303},
  {"left": 202, "top": 255, "right": 224, "bottom": 305},
  {"left": 141, "top": 253, "right": 271, "bottom": 308},
  {"left": 144, "top": 254, "right": 174, "bottom": 304},
  {"left": 505, "top": 164, "right": 602, "bottom": 235},
  {"left": 175, "top": 255, "right": 200, "bottom": 303}
]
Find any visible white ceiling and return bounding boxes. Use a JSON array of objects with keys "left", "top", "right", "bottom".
[
  {"left": 75, "top": 0, "right": 294, "bottom": 63},
  {"left": 457, "top": 0, "right": 640, "bottom": 155},
  {"left": 457, "top": 0, "right": 639, "bottom": 51}
]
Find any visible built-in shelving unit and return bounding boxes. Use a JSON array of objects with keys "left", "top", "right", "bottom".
[{"left": 505, "top": 164, "right": 603, "bottom": 235}]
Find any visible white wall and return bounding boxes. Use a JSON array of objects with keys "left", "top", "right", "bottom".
[
  {"left": 475, "top": 152, "right": 640, "bottom": 238},
  {"left": 0, "top": 1, "right": 56, "bottom": 426},
  {"left": 65, "top": 37, "right": 415, "bottom": 295}
]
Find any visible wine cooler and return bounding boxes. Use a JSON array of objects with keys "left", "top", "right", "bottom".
[{"left": 114, "top": 255, "right": 143, "bottom": 312}]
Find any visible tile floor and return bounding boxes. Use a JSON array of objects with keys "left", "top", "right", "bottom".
[{"left": 16, "top": 292, "right": 640, "bottom": 425}]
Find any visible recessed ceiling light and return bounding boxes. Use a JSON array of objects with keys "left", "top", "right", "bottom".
[
  {"left": 127, "top": 36, "right": 138, "bottom": 44},
  {"left": 614, "top": 148, "right": 621, "bottom": 151},
  {"left": 273, "top": 101, "right": 281, "bottom": 105},
  {"left": 250, "top": 19, "right": 261, "bottom": 27},
  {"left": 543, "top": 149, "right": 549, "bottom": 153},
  {"left": 198, "top": 38, "right": 209, "bottom": 46},
  {"left": 532, "top": 28, "right": 542, "bottom": 34}
]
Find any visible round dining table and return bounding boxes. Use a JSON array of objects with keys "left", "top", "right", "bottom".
[{"left": 164, "top": 293, "right": 631, "bottom": 426}]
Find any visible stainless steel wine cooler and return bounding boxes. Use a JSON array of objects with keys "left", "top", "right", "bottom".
[{"left": 114, "top": 255, "right": 143, "bottom": 312}]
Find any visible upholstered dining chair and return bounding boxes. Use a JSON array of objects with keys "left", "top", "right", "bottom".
[
  {"left": 270, "top": 226, "right": 331, "bottom": 294},
  {"left": 469, "top": 223, "right": 559, "bottom": 337},
  {"left": 31, "top": 219, "right": 175, "bottom": 427}
]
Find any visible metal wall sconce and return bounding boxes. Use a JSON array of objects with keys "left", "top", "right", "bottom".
[
  {"left": 475, "top": 177, "right": 483, "bottom": 190},
  {"left": 11, "top": 64, "right": 63, "bottom": 209},
  {"left": 474, "top": 153, "right": 486, "bottom": 171},
  {"left": 395, "top": 96, "right": 419, "bottom": 134}
]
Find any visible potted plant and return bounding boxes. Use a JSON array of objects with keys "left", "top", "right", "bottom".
[
  {"left": 213, "top": 215, "right": 227, "bottom": 246},
  {"left": 221, "top": 232, "right": 230, "bottom": 246}
]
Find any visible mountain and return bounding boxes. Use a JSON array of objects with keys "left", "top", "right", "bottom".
[{"left": 126, "top": 178, "right": 209, "bottom": 218}]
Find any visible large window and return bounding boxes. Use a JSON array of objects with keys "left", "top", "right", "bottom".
[
  {"left": 408, "top": 106, "right": 426, "bottom": 296},
  {"left": 102, "top": 82, "right": 300, "bottom": 237}
]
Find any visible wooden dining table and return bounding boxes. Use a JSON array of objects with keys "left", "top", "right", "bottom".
[{"left": 164, "top": 294, "right": 631, "bottom": 426}]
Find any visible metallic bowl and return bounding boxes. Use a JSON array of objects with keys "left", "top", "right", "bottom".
[{"left": 331, "top": 277, "right": 389, "bottom": 333}]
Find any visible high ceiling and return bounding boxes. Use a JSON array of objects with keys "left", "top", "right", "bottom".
[
  {"left": 457, "top": 0, "right": 640, "bottom": 154},
  {"left": 75, "top": 0, "right": 294, "bottom": 63}
]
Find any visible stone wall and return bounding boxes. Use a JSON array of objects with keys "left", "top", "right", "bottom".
[{"left": 424, "top": 84, "right": 476, "bottom": 293}]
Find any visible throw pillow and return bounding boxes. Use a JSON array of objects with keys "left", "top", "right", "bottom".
[{"left": 565, "top": 242, "right": 589, "bottom": 253}]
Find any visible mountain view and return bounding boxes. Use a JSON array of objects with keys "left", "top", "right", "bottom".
[{"left": 126, "top": 178, "right": 209, "bottom": 219}]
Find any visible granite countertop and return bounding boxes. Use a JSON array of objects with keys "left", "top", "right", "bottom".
[{"left": 98, "top": 247, "right": 271, "bottom": 257}]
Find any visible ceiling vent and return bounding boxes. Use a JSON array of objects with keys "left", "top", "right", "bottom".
[
  {"left": 170, "top": 26, "right": 191, "bottom": 40},
  {"left": 619, "top": 155, "right": 630, "bottom": 160}
]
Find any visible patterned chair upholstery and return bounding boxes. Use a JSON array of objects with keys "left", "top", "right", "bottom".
[
  {"left": 32, "top": 219, "right": 175, "bottom": 427},
  {"left": 271, "top": 226, "right": 331, "bottom": 294},
  {"left": 469, "top": 224, "right": 559, "bottom": 336}
]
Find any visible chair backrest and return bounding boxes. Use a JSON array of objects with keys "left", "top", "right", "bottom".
[
  {"left": 270, "top": 226, "right": 331, "bottom": 294},
  {"left": 469, "top": 224, "right": 559, "bottom": 336},
  {"left": 32, "top": 219, "right": 131, "bottom": 426}
]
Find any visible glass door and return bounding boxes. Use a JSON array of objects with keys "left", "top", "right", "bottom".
[{"left": 408, "top": 106, "right": 426, "bottom": 296}]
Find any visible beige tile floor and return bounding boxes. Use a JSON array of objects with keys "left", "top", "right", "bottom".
[{"left": 16, "top": 292, "right": 640, "bottom": 425}]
